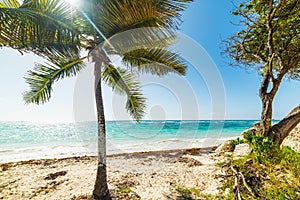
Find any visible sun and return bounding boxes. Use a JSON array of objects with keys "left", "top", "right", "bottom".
[{"left": 65, "top": 0, "right": 79, "bottom": 7}]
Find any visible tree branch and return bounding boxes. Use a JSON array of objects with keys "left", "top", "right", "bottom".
[
  {"left": 231, "top": 165, "right": 242, "bottom": 200},
  {"left": 238, "top": 172, "right": 255, "bottom": 197},
  {"left": 274, "top": 0, "right": 299, "bottom": 19},
  {"left": 269, "top": 65, "right": 292, "bottom": 97},
  {"left": 269, "top": 53, "right": 276, "bottom": 83},
  {"left": 270, "top": 104, "right": 300, "bottom": 144},
  {"left": 259, "top": 73, "right": 271, "bottom": 97},
  {"left": 266, "top": 0, "right": 275, "bottom": 58},
  {"left": 230, "top": 165, "right": 255, "bottom": 198},
  {"left": 241, "top": 29, "right": 267, "bottom": 63}
]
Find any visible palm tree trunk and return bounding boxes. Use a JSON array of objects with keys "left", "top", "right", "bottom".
[
  {"left": 268, "top": 104, "right": 300, "bottom": 145},
  {"left": 93, "top": 62, "right": 111, "bottom": 200}
]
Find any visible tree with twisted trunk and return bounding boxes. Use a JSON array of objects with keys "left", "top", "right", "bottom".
[{"left": 225, "top": 0, "right": 300, "bottom": 144}]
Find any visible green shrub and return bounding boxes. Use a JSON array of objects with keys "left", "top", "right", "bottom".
[
  {"left": 230, "top": 138, "right": 244, "bottom": 149},
  {"left": 174, "top": 185, "right": 201, "bottom": 199},
  {"left": 219, "top": 133, "right": 300, "bottom": 199},
  {"left": 119, "top": 187, "right": 133, "bottom": 193},
  {"left": 243, "top": 132, "right": 274, "bottom": 163}
]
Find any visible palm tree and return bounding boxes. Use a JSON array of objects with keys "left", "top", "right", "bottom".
[{"left": 0, "top": 0, "right": 192, "bottom": 199}]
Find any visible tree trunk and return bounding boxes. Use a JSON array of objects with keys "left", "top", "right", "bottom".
[
  {"left": 258, "top": 73, "right": 274, "bottom": 136},
  {"left": 259, "top": 94, "right": 273, "bottom": 136},
  {"left": 268, "top": 104, "right": 300, "bottom": 145},
  {"left": 93, "top": 63, "right": 111, "bottom": 200}
]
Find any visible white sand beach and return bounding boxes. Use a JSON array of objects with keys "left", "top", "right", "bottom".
[{"left": 0, "top": 147, "right": 226, "bottom": 200}]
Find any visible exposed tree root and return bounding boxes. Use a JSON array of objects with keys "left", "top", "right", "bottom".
[{"left": 231, "top": 165, "right": 255, "bottom": 199}]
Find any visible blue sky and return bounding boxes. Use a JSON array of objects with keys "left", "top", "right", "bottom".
[{"left": 0, "top": 0, "right": 299, "bottom": 122}]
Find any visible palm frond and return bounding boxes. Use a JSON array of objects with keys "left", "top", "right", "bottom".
[
  {"left": 0, "top": 0, "right": 82, "bottom": 57},
  {"left": 24, "top": 55, "right": 86, "bottom": 104},
  {"left": 0, "top": 0, "right": 19, "bottom": 8},
  {"left": 21, "top": 0, "right": 83, "bottom": 31},
  {"left": 122, "top": 47, "right": 186, "bottom": 76},
  {"left": 154, "top": 0, "right": 193, "bottom": 30},
  {"left": 83, "top": 0, "right": 192, "bottom": 48},
  {"left": 98, "top": 0, "right": 192, "bottom": 33},
  {"left": 91, "top": 0, "right": 167, "bottom": 37},
  {"left": 104, "top": 27, "right": 175, "bottom": 56},
  {"left": 102, "top": 64, "right": 146, "bottom": 121}
]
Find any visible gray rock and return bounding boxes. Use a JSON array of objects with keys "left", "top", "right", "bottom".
[
  {"left": 215, "top": 140, "right": 233, "bottom": 153},
  {"left": 282, "top": 124, "right": 300, "bottom": 153},
  {"left": 233, "top": 143, "right": 252, "bottom": 157}
]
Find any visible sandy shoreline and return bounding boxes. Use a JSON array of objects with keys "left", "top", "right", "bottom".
[{"left": 0, "top": 147, "right": 226, "bottom": 199}]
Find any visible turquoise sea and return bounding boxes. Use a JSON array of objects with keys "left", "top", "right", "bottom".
[{"left": 0, "top": 120, "right": 259, "bottom": 163}]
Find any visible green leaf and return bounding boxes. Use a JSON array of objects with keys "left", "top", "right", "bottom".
[
  {"left": 232, "top": 10, "right": 239, "bottom": 16},
  {"left": 82, "top": 0, "right": 193, "bottom": 47},
  {"left": 122, "top": 47, "right": 186, "bottom": 76},
  {"left": 238, "top": 3, "right": 244, "bottom": 9},
  {"left": 102, "top": 64, "right": 146, "bottom": 121},
  {"left": 0, "top": 0, "right": 82, "bottom": 57},
  {"left": 24, "top": 55, "right": 86, "bottom": 104}
]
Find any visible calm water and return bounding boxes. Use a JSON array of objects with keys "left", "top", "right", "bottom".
[{"left": 0, "top": 120, "right": 259, "bottom": 163}]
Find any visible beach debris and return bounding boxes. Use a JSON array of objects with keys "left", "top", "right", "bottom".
[
  {"left": 185, "top": 148, "right": 201, "bottom": 155},
  {"left": 30, "top": 180, "right": 65, "bottom": 198},
  {"left": 233, "top": 143, "right": 252, "bottom": 158},
  {"left": 110, "top": 187, "right": 141, "bottom": 200},
  {"left": 176, "top": 156, "right": 202, "bottom": 167},
  {"left": 0, "top": 163, "right": 11, "bottom": 171},
  {"left": 70, "top": 194, "right": 93, "bottom": 200},
  {"left": 224, "top": 159, "right": 265, "bottom": 199},
  {"left": 215, "top": 140, "right": 234, "bottom": 153},
  {"left": 45, "top": 171, "right": 67, "bottom": 180},
  {"left": 109, "top": 173, "right": 141, "bottom": 200}
]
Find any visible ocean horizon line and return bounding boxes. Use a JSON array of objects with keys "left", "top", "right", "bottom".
[
  {"left": 0, "top": 120, "right": 261, "bottom": 163},
  {"left": 0, "top": 119, "right": 266, "bottom": 124}
]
